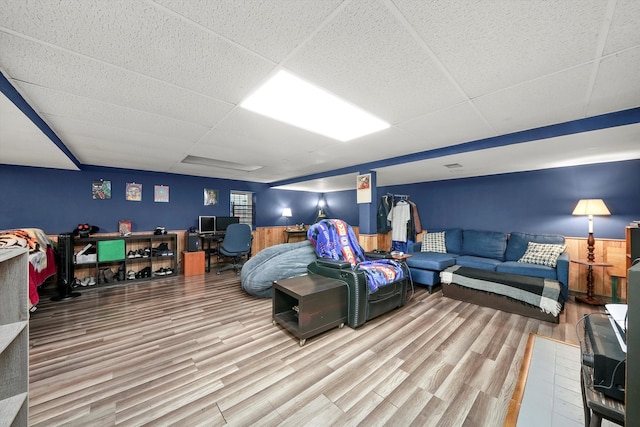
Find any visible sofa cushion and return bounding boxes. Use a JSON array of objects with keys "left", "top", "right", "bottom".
[
  {"left": 462, "top": 230, "right": 507, "bottom": 261},
  {"left": 455, "top": 255, "right": 502, "bottom": 270},
  {"left": 497, "top": 261, "right": 558, "bottom": 281},
  {"left": 518, "top": 242, "right": 566, "bottom": 268},
  {"left": 406, "top": 252, "right": 457, "bottom": 271},
  {"left": 421, "top": 231, "right": 446, "bottom": 253},
  {"left": 428, "top": 228, "right": 463, "bottom": 254},
  {"left": 505, "top": 232, "right": 565, "bottom": 261}
]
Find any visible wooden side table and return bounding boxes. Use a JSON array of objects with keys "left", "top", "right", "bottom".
[
  {"left": 284, "top": 228, "right": 307, "bottom": 243},
  {"left": 571, "top": 259, "right": 612, "bottom": 306},
  {"left": 272, "top": 274, "right": 347, "bottom": 346}
]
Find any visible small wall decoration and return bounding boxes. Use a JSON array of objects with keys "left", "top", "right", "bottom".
[
  {"left": 154, "top": 185, "right": 169, "bottom": 203},
  {"left": 118, "top": 219, "right": 132, "bottom": 236},
  {"left": 356, "top": 173, "right": 372, "bottom": 204},
  {"left": 92, "top": 180, "right": 111, "bottom": 199},
  {"left": 204, "top": 188, "right": 218, "bottom": 206},
  {"left": 126, "top": 182, "right": 142, "bottom": 201}
]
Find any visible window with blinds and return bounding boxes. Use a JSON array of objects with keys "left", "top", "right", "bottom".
[{"left": 231, "top": 191, "right": 254, "bottom": 227}]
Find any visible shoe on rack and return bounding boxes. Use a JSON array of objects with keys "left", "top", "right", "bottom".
[
  {"left": 87, "top": 276, "right": 96, "bottom": 286},
  {"left": 127, "top": 270, "right": 136, "bottom": 280},
  {"left": 154, "top": 268, "right": 166, "bottom": 276},
  {"left": 143, "top": 247, "right": 151, "bottom": 258},
  {"left": 135, "top": 249, "right": 143, "bottom": 258},
  {"left": 127, "top": 250, "right": 136, "bottom": 259},
  {"left": 139, "top": 267, "right": 152, "bottom": 278}
]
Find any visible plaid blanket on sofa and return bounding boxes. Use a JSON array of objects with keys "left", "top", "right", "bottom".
[{"left": 440, "top": 265, "right": 562, "bottom": 316}]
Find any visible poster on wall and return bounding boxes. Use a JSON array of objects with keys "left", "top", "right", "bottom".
[
  {"left": 356, "top": 173, "right": 371, "bottom": 204},
  {"left": 126, "top": 182, "right": 142, "bottom": 201},
  {"left": 154, "top": 185, "right": 169, "bottom": 203},
  {"left": 204, "top": 188, "right": 218, "bottom": 206},
  {"left": 92, "top": 180, "right": 111, "bottom": 199}
]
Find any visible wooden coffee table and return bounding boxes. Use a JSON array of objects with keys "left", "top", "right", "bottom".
[{"left": 272, "top": 274, "right": 347, "bottom": 346}]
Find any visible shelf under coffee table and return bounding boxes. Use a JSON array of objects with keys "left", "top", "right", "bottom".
[{"left": 272, "top": 274, "right": 347, "bottom": 346}]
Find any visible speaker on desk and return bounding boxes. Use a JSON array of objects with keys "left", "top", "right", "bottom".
[{"left": 187, "top": 233, "right": 200, "bottom": 252}]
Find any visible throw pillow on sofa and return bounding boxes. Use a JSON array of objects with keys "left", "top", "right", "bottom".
[
  {"left": 421, "top": 231, "right": 447, "bottom": 253},
  {"left": 518, "top": 242, "right": 566, "bottom": 267}
]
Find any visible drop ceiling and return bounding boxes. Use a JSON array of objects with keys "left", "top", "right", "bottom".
[{"left": 1, "top": 0, "right": 639, "bottom": 192}]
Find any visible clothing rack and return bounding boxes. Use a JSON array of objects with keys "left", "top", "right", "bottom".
[{"left": 385, "top": 193, "right": 409, "bottom": 202}]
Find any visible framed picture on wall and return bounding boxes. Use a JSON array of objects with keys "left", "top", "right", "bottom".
[
  {"left": 204, "top": 188, "right": 218, "bottom": 206},
  {"left": 356, "top": 173, "right": 371, "bottom": 204},
  {"left": 92, "top": 180, "right": 111, "bottom": 199},
  {"left": 154, "top": 185, "right": 169, "bottom": 203},
  {"left": 126, "top": 182, "right": 142, "bottom": 201}
]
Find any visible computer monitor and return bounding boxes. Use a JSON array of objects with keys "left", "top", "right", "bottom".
[
  {"left": 216, "top": 216, "right": 240, "bottom": 233},
  {"left": 198, "top": 216, "right": 216, "bottom": 234}
]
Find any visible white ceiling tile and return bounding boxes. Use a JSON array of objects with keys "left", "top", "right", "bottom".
[
  {"left": 0, "top": 0, "right": 274, "bottom": 102},
  {"left": 17, "top": 84, "right": 211, "bottom": 142},
  {"left": 604, "top": 0, "right": 640, "bottom": 54},
  {"left": 588, "top": 46, "right": 640, "bottom": 116},
  {"left": 397, "top": 102, "right": 497, "bottom": 148},
  {"left": 43, "top": 115, "right": 192, "bottom": 165},
  {"left": 153, "top": 0, "right": 343, "bottom": 62},
  {"left": 394, "top": 0, "right": 608, "bottom": 98},
  {"left": 0, "top": 92, "right": 78, "bottom": 170},
  {"left": 285, "top": 0, "right": 466, "bottom": 123},
  {"left": 0, "top": 33, "right": 234, "bottom": 127},
  {"left": 474, "top": 65, "right": 593, "bottom": 135}
]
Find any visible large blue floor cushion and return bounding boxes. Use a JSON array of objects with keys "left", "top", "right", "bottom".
[{"left": 240, "top": 240, "right": 317, "bottom": 298}]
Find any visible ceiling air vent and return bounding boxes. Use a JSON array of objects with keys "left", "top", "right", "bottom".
[
  {"left": 181, "top": 155, "right": 262, "bottom": 172},
  {"left": 444, "top": 163, "right": 463, "bottom": 169}
]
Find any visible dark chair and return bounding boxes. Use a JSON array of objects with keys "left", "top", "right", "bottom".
[
  {"left": 306, "top": 219, "right": 409, "bottom": 328},
  {"left": 217, "top": 223, "right": 253, "bottom": 275}
]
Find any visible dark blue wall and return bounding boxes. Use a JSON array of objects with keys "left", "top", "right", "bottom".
[
  {"left": 1, "top": 159, "right": 638, "bottom": 238},
  {"left": 380, "top": 159, "right": 640, "bottom": 239}
]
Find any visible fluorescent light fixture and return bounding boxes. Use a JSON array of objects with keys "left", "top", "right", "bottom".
[{"left": 240, "top": 70, "right": 390, "bottom": 141}]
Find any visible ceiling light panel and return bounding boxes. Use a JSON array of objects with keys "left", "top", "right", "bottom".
[{"left": 240, "top": 70, "right": 390, "bottom": 141}]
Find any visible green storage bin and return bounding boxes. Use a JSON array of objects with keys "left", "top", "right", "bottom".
[{"left": 98, "top": 239, "right": 125, "bottom": 262}]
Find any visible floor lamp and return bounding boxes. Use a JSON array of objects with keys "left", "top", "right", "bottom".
[
  {"left": 572, "top": 199, "right": 611, "bottom": 262},
  {"left": 282, "top": 208, "right": 292, "bottom": 230},
  {"left": 572, "top": 199, "right": 611, "bottom": 305}
]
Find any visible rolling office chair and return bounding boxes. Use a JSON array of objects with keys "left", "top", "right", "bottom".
[{"left": 217, "top": 223, "right": 253, "bottom": 275}]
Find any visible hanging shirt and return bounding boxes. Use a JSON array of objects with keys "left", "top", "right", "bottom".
[{"left": 387, "top": 200, "right": 411, "bottom": 242}]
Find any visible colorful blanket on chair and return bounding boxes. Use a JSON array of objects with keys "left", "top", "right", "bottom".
[{"left": 308, "top": 219, "right": 404, "bottom": 293}]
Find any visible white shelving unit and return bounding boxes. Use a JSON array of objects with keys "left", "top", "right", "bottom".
[{"left": 0, "top": 248, "right": 29, "bottom": 426}]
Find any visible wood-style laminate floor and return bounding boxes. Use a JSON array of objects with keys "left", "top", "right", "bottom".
[{"left": 28, "top": 274, "right": 603, "bottom": 426}]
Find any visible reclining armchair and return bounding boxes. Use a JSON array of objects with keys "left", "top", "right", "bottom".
[{"left": 306, "top": 219, "right": 409, "bottom": 328}]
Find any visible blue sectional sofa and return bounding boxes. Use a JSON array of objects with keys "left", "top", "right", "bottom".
[{"left": 406, "top": 228, "right": 570, "bottom": 301}]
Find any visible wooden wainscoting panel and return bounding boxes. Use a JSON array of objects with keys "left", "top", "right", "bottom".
[
  {"left": 358, "top": 234, "right": 378, "bottom": 252},
  {"left": 565, "top": 236, "right": 626, "bottom": 301}
]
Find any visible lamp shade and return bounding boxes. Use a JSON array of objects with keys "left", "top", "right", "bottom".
[
  {"left": 572, "top": 199, "right": 611, "bottom": 216},
  {"left": 572, "top": 199, "right": 611, "bottom": 215},
  {"left": 282, "top": 208, "right": 292, "bottom": 218}
]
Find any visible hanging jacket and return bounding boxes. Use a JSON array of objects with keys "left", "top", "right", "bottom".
[{"left": 377, "top": 195, "right": 392, "bottom": 233}]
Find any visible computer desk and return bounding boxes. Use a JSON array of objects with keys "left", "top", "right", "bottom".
[{"left": 200, "top": 233, "right": 225, "bottom": 273}]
